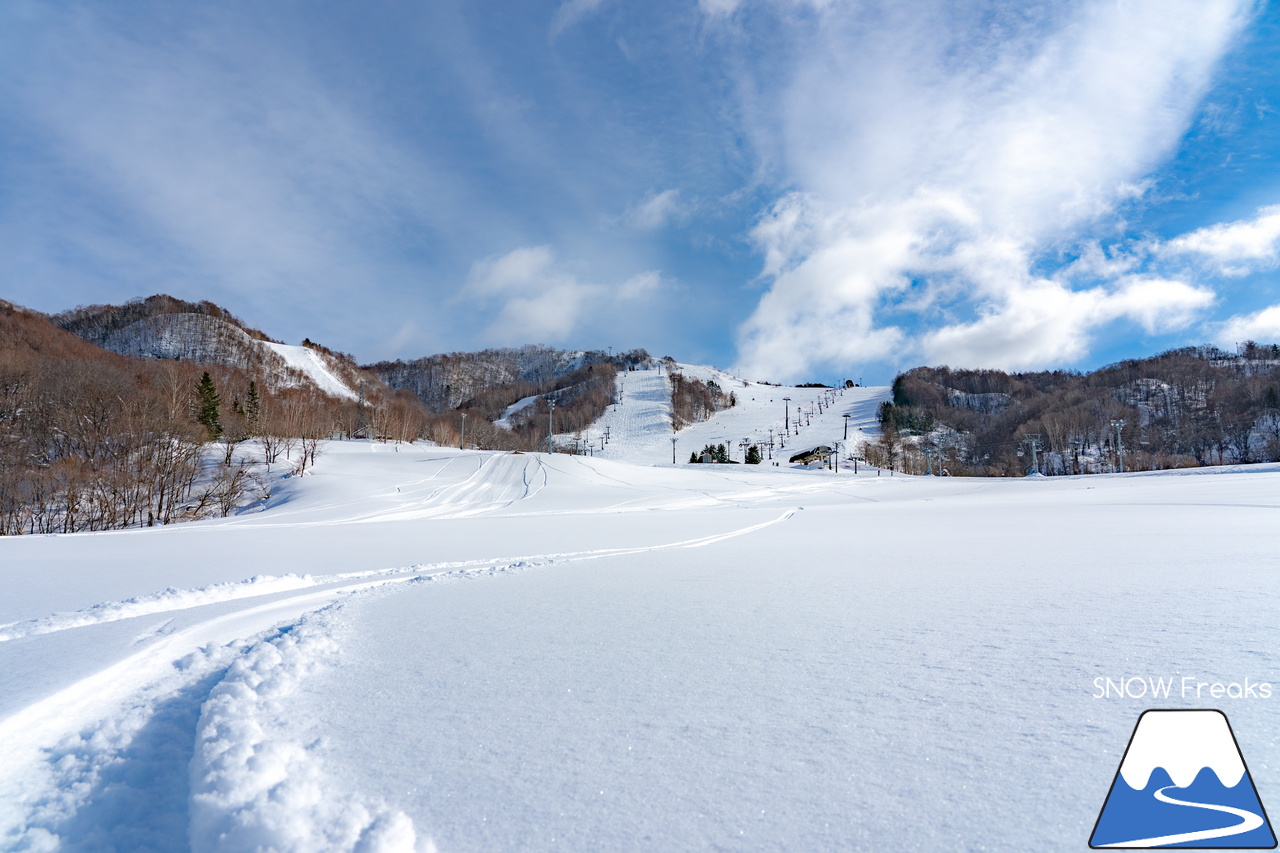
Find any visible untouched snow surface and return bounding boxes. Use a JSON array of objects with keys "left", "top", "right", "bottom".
[{"left": 2, "top": 437, "right": 1279, "bottom": 851}]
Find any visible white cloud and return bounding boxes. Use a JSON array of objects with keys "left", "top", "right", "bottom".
[
  {"left": 1105, "top": 276, "right": 1215, "bottom": 335},
  {"left": 628, "top": 189, "right": 685, "bottom": 230},
  {"left": 618, "top": 270, "right": 664, "bottom": 299},
  {"left": 698, "top": 0, "right": 834, "bottom": 18},
  {"left": 465, "top": 246, "right": 662, "bottom": 344},
  {"left": 730, "top": 0, "right": 1253, "bottom": 380},
  {"left": 1160, "top": 205, "right": 1280, "bottom": 275},
  {"left": 698, "top": 0, "right": 742, "bottom": 18},
  {"left": 918, "top": 276, "right": 1213, "bottom": 370},
  {"left": 552, "top": 0, "right": 608, "bottom": 36},
  {"left": 1216, "top": 304, "right": 1280, "bottom": 347}
]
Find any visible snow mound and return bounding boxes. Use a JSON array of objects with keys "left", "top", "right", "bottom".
[{"left": 262, "top": 343, "right": 359, "bottom": 400}]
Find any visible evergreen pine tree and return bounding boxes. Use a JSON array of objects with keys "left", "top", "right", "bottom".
[
  {"left": 689, "top": 451, "right": 700, "bottom": 464},
  {"left": 196, "top": 371, "right": 223, "bottom": 441},
  {"left": 245, "top": 380, "right": 261, "bottom": 428},
  {"left": 746, "top": 444, "right": 761, "bottom": 464}
]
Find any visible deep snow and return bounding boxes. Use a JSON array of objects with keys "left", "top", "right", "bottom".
[{"left": 2, "top": 412, "right": 1279, "bottom": 850}]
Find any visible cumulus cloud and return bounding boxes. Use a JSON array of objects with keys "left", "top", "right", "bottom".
[
  {"left": 1216, "top": 304, "right": 1280, "bottom": 347},
  {"left": 921, "top": 276, "right": 1214, "bottom": 370},
  {"left": 465, "top": 246, "right": 662, "bottom": 344},
  {"left": 1160, "top": 205, "right": 1280, "bottom": 275},
  {"left": 728, "top": 0, "right": 1253, "bottom": 380}
]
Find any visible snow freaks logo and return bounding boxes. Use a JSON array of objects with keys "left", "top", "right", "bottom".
[{"left": 1090, "top": 710, "right": 1277, "bottom": 848}]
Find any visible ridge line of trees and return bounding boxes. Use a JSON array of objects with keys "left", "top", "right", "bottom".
[{"left": 867, "top": 343, "right": 1280, "bottom": 476}]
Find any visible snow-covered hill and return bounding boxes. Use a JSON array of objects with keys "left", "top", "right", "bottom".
[
  {"left": 55, "top": 295, "right": 363, "bottom": 399},
  {"left": 3, "top": 441, "right": 1278, "bottom": 851},
  {"left": 562, "top": 361, "right": 890, "bottom": 466}
]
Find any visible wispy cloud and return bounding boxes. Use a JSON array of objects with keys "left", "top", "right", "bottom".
[
  {"left": 552, "top": 0, "right": 609, "bottom": 36},
  {"left": 628, "top": 189, "right": 686, "bottom": 230},
  {"left": 465, "top": 246, "right": 663, "bottom": 344},
  {"left": 723, "top": 0, "right": 1255, "bottom": 379},
  {"left": 0, "top": 4, "right": 479, "bottom": 346}
]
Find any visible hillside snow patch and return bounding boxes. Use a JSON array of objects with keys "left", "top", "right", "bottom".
[{"left": 262, "top": 343, "right": 358, "bottom": 400}]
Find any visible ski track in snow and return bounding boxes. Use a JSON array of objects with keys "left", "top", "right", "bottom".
[
  {"left": 0, "top": 492, "right": 798, "bottom": 851},
  {"left": 0, "top": 574, "right": 317, "bottom": 643}
]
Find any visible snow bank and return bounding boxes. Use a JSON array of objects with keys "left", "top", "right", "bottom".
[{"left": 189, "top": 608, "right": 435, "bottom": 853}]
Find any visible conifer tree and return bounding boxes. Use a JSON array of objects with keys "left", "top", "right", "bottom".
[
  {"left": 196, "top": 371, "right": 223, "bottom": 441},
  {"left": 746, "top": 444, "right": 761, "bottom": 464},
  {"left": 245, "top": 380, "right": 261, "bottom": 430}
]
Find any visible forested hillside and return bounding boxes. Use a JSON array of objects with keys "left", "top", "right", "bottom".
[
  {"left": 873, "top": 343, "right": 1280, "bottom": 476},
  {"left": 366, "top": 346, "right": 648, "bottom": 411},
  {"left": 369, "top": 346, "right": 652, "bottom": 451},
  {"left": 55, "top": 294, "right": 379, "bottom": 398},
  {"left": 1, "top": 296, "right": 655, "bottom": 534},
  {"left": 0, "top": 300, "right": 430, "bottom": 534}
]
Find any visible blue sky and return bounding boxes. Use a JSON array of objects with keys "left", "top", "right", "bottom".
[{"left": 2, "top": 0, "right": 1280, "bottom": 384}]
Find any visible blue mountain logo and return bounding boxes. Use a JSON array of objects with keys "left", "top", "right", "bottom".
[{"left": 1091, "top": 709, "right": 1276, "bottom": 848}]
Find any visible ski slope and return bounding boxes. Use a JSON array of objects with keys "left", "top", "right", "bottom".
[
  {"left": 262, "top": 342, "right": 359, "bottom": 400},
  {"left": 2, "top": 441, "right": 1279, "bottom": 851},
  {"left": 569, "top": 362, "right": 889, "bottom": 466}
]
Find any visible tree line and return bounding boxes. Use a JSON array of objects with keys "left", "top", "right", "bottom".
[{"left": 869, "top": 344, "right": 1280, "bottom": 476}]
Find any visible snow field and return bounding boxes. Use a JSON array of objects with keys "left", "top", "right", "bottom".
[
  {"left": 271, "top": 469, "right": 1280, "bottom": 851},
  {"left": 1, "top": 434, "right": 1278, "bottom": 850}
]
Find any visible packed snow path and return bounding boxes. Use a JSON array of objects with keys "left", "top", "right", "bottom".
[{"left": 2, "top": 441, "right": 1279, "bottom": 851}]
